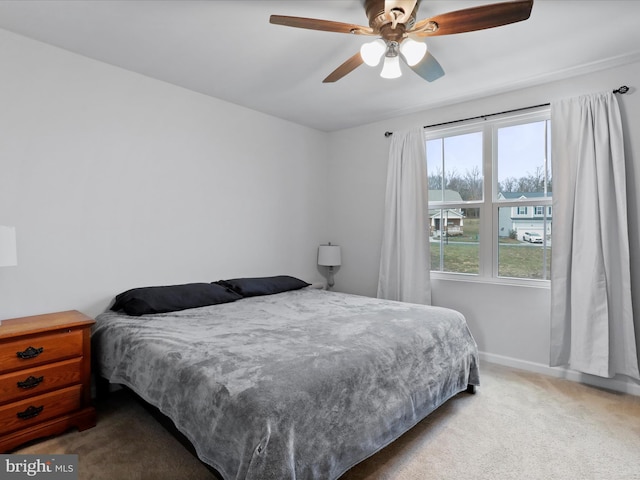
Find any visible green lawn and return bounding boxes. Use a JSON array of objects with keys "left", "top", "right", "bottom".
[
  {"left": 444, "top": 217, "right": 480, "bottom": 243},
  {"left": 497, "top": 244, "right": 552, "bottom": 279},
  {"left": 431, "top": 218, "right": 552, "bottom": 279}
]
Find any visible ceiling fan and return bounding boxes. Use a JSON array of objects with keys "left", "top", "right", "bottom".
[{"left": 270, "top": 0, "right": 533, "bottom": 83}]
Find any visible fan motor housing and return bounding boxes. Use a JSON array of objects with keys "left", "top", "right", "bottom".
[{"left": 365, "top": 0, "right": 420, "bottom": 33}]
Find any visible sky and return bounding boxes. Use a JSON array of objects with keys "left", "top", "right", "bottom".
[{"left": 426, "top": 119, "right": 550, "bottom": 185}]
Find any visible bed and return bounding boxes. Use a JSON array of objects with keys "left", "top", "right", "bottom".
[{"left": 92, "top": 278, "right": 479, "bottom": 480}]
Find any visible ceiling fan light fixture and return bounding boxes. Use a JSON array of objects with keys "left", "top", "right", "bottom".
[
  {"left": 380, "top": 55, "right": 402, "bottom": 79},
  {"left": 272, "top": 0, "right": 535, "bottom": 83},
  {"left": 360, "top": 39, "right": 386, "bottom": 66},
  {"left": 399, "top": 38, "right": 427, "bottom": 66}
]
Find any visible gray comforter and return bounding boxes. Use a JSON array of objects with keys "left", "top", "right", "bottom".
[{"left": 93, "top": 288, "right": 479, "bottom": 480}]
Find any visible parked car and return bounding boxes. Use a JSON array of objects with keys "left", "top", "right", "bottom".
[{"left": 522, "top": 232, "right": 543, "bottom": 243}]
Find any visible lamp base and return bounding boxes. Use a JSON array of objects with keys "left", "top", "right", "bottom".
[{"left": 326, "top": 267, "right": 335, "bottom": 290}]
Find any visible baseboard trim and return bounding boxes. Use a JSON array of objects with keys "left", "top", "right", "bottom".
[{"left": 479, "top": 351, "right": 640, "bottom": 397}]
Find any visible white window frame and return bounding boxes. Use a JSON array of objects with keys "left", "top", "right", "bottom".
[{"left": 426, "top": 107, "right": 551, "bottom": 286}]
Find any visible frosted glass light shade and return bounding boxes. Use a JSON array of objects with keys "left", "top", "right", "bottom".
[
  {"left": 0, "top": 225, "right": 17, "bottom": 267},
  {"left": 360, "top": 39, "right": 386, "bottom": 66},
  {"left": 318, "top": 244, "right": 341, "bottom": 267},
  {"left": 399, "top": 38, "right": 427, "bottom": 66},
  {"left": 380, "top": 55, "right": 401, "bottom": 79}
]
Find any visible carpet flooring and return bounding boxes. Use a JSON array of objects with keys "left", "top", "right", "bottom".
[{"left": 13, "top": 362, "right": 640, "bottom": 480}]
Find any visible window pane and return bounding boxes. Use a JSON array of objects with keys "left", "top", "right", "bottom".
[
  {"left": 498, "top": 206, "right": 551, "bottom": 279},
  {"left": 430, "top": 208, "right": 480, "bottom": 275},
  {"left": 427, "top": 131, "right": 483, "bottom": 202},
  {"left": 497, "top": 121, "right": 550, "bottom": 199}
]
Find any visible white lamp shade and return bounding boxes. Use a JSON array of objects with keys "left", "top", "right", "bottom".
[
  {"left": 360, "top": 39, "right": 386, "bottom": 66},
  {"left": 399, "top": 38, "right": 427, "bottom": 66},
  {"left": 318, "top": 244, "right": 341, "bottom": 267},
  {"left": 380, "top": 55, "right": 402, "bottom": 79},
  {"left": 0, "top": 225, "right": 17, "bottom": 267}
]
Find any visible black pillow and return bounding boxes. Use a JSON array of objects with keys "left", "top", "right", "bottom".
[
  {"left": 111, "top": 282, "right": 242, "bottom": 316},
  {"left": 216, "top": 275, "right": 310, "bottom": 298}
]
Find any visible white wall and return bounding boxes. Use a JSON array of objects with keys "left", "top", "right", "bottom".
[
  {"left": 2, "top": 26, "right": 639, "bottom": 394},
  {"left": 0, "top": 29, "right": 329, "bottom": 320},
  {"left": 327, "top": 60, "right": 640, "bottom": 394}
]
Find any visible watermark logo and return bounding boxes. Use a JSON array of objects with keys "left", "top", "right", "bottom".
[{"left": 0, "top": 455, "right": 77, "bottom": 479}]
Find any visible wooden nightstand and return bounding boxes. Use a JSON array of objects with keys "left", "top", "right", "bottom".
[{"left": 0, "top": 310, "right": 96, "bottom": 452}]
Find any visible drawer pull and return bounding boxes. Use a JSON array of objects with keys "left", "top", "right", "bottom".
[
  {"left": 17, "top": 405, "right": 44, "bottom": 420},
  {"left": 16, "top": 346, "right": 44, "bottom": 359},
  {"left": 17, "top": 375, "right": 44, "bottom": 389}
]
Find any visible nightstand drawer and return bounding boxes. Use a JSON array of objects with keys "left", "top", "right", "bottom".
[
  {"left": 0, "top": 330, "right": 83, "bottom": 374},
  {"left": 0, "top": 385, "right": 82, "bottom": 436},
  {"left": 0, "top": 358, "right": 83, "bottom": 405}
]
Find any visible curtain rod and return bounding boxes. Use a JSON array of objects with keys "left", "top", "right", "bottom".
[{"left": 383, "top": 85, "right": 630, "bottom": 137}]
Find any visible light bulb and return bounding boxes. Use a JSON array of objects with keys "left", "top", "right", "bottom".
[
  {"left": 360, "top": 39, "right": 386, "bottom": 67},
  {"left": 399, "top": 38, "right": 427, "bottom": 66},
  {"left": 380, "top": 55, "right": 401, "bottom": 79}
]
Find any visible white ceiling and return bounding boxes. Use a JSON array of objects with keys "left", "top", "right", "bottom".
[{"left": 0, "top": 1, "right": 639, "bottom": 132}]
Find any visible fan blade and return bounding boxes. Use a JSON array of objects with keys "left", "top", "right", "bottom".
[
  {"left": 270, "top": 15, "right": 374, "bottom": 35},
  {"left": 323, "top": 52, "right": 365, "bottom": 83},
  {"left": 411, "top": 0, "right": 533, "bottom": 37},
  {"left": 408, "top": 51, "right": 445, "bottom": 82}
]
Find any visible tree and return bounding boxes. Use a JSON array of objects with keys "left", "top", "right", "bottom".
[
  {"left": 498, "top": 166, "right": 552, "bottom": 194},
  {"left": 461, "top": 165, "right": 482, "bottom": 201},
  {"left": 428, "top": 166, "right": 443, "bottom": 191},
  {"left": 430, "top": 164, "right": 551, "bottom": 200}
]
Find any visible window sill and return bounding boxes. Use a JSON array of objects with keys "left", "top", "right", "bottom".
[{"left": 430, "top": 271, "right": 550, "bottom": 289}]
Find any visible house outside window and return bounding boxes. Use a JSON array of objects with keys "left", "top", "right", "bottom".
[
  {"left": 427, "top": 108, "right": 551, "bottom": 282},
  {"left": 497, "top": 193, "right": 552, "bottom": 241}
]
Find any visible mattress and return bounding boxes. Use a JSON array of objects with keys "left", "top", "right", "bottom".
[{"left": 92, "top": 288, "right": 479, "bottom": 479}]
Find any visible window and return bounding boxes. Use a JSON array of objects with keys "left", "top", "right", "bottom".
[
  {"left": 427, "top": 132, "right": 482, "bottom": 275},
  {"left": 426, "top": 108, "right": 551, "bottom": 282}
]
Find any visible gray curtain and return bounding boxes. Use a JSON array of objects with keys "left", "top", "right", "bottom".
[
  {"left": 377, "top": 127, "right": 431, "bottom": 305},
  {"left": 550, "top": 91, "right": 640, "bottom": 379}
]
